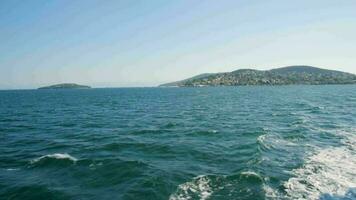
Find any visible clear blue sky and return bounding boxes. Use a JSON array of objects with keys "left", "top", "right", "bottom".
[{"left": 1, "top": 0, "right": 356, "bottom": 89}]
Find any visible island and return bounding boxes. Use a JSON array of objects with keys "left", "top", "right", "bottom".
[
  {"left": 38, "top": 83, "right": 91, "bottom": 90},
  {"left": 160, "top": 66, "right": 356, "bottom": 87}
]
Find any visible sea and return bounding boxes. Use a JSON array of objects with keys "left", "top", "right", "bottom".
[{"left": 0, "top": 85, "right": 355, "bottom": 200}]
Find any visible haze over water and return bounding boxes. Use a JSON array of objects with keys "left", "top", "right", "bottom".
[{"left": 0, "top": 85, "right": 355, "bottom": 200}]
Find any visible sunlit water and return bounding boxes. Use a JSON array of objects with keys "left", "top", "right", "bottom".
[{"left": 0, "top": 85, "right": 355, "bottom": 200}]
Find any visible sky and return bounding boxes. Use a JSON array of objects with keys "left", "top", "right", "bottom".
[{"left": 0, "top": 0, "right": 356, "bottom": 89}]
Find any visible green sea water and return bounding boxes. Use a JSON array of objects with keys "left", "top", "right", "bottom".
[{"left": 0, "top": 85, "right": 355, "bottom": 200}]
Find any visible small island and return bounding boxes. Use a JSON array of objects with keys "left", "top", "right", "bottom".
[
  {"left": 38, "top": 83, "right": 91, "bottom": 90},
  {"left": 160, "top": 66, "right": 356, "bottom": 87}
]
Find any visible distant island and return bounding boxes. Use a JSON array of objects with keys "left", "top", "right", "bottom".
[
  {"left": 160, "top": 66, "right": 356, "bottom": 87},
  {"left": 38, "top": 83, "right": 91, "bottom": 90}
]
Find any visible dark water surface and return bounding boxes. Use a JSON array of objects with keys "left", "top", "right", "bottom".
[{"left": 0, "top": 86, "right": 355, "bottom": 200}]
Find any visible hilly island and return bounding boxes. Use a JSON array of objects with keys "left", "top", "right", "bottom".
[
  {"left": 160, "top": 66, "right": 356, "bottom": 87},
  {"left": 38, "top": 83, "right": 91, "bottom": 90}
]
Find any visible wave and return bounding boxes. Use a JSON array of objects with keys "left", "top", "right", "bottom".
[
  {"left": 30, "top": 153, "right": 78, "bottom": 165},
  {"left": 284, "top": 129, "right": 356, "bottom": 200}
]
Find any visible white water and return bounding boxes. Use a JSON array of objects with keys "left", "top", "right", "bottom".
[{"left": 169, "top": 175, "right": 213, "bottom": 200}]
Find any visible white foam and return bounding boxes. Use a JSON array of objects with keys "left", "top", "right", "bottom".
[
  {"left": 263, "top": 183, "right": 280, "bottom": 199},
  {"left": 169, "top": 175, "right": 213, "bottom": 200},
  {"left": 284, "top": 129, "right": 356, "bottom": 200},
  {"left": 31, "top": 153, "right": 78, "bottom": 164}
]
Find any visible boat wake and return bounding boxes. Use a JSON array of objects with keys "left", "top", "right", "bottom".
[{"left": 284, "top": 129, "right": 356, "bottom": 200}]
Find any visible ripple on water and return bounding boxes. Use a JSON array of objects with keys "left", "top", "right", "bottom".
[
  {"left": 72, "top": 158, "right": 149, "bottom": 188},
  {"left": 0, "top": 185, "right": 72, "bottom": 200},
  {"left": 1, "top": 86, "right": 355, "bottom": 199}
]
